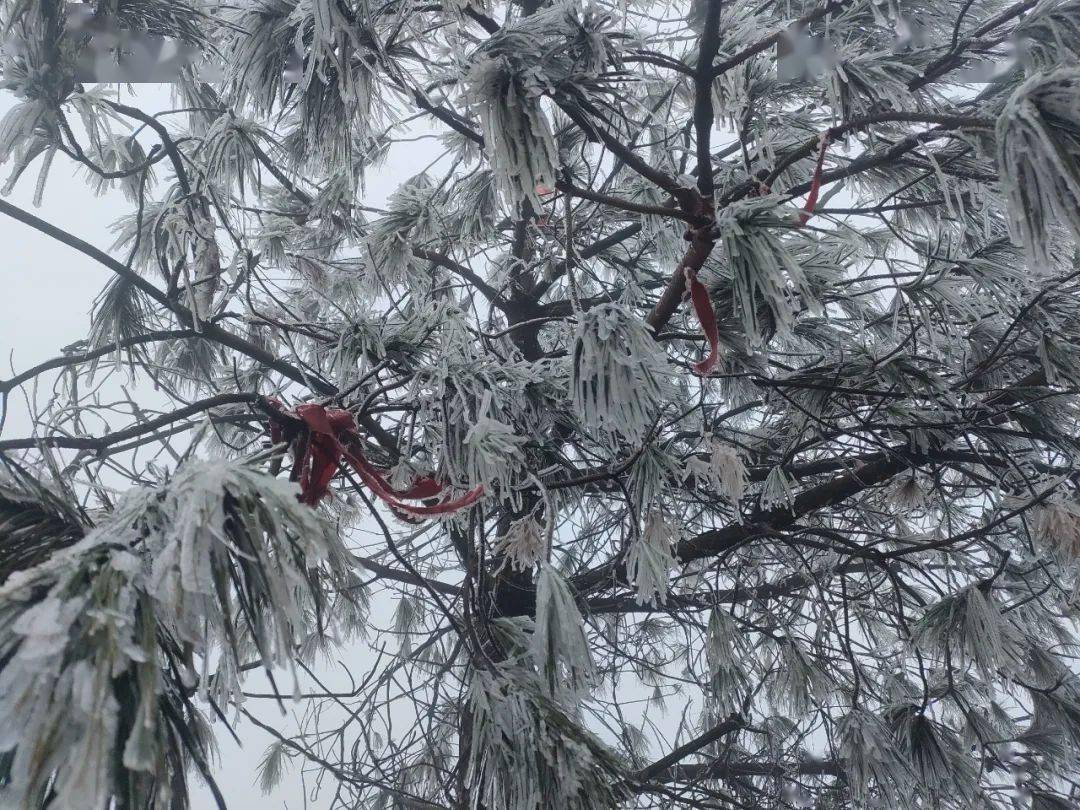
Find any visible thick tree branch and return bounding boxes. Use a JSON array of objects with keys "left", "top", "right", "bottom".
[{"left": 635, "top": 715, "right": 744, "bottom": 783}]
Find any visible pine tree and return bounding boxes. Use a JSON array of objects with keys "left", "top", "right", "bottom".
[{"left": 3, "top": 0, "right": 1080, "bottom": 807}]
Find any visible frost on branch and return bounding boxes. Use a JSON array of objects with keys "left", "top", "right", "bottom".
[
  {"left": 416, "top": 353, "right": 531, "bottom": 507},
  {"left": 463, "top": 4, "right": 610, "bottom": 214},
  {"left": 912, "top": 582, "right": 1021, "bottom": 683},
  {"left": 996, "top": 68, "right": 1080, "bottom": 271},
  {"left": 704, "top": 609, "right": 750, "bottom": 716},
  {"left": 366, "top": 173, "right": 441, "bottom": 288},
  {"left": 766, "top": 636, "right": 834, "bottom": 718},
  {"left": 625, "top": 511, "right": 678, "bottom": 607},
  {"left": 1014, "top": 0, "right": 1080, "bottom": 69},
  {"left": 9, "top": 0, "right": 1080, "bottom": 806},
  {"left": 494, "top": 515, "right": 546, "bottom": 573},
  {"left": 0, "top": 525, "right": 221, "bottom": 810},
  {"left": 1032, "top": 495, "right": 1080, "bottom": 564},
  {"left": 531, "top": 562, "right": 595, "bottom": 698},
  {"left": 684, "top": 439, "right": 748, "bottom": 518},
  {"left": 463, "top": 392, "right": 529, "bottom": 503},
  {"left": 464, "top": 52, "right": 558, "bottom": 215},
  {"left": 0, "top": 461, "right": 355, "bottom": 809},
  {"left": 886, "top": 706, "right": 977, "bottom": 801},
  {"left": 570, "top": 303, "right": 671, "bottom": 446},
  {"left": 1026, "top": 645, "right": 1080, "bottom": 752},
  {"left": 141, "top": 461, "right": 354, "bottom": 697},
  {"left": 838, "top": 708, "right": 913, "bottom": 805},
  {"left": 467, "top": 666, "right": 625, "bottom": 810},
  {"left": 712, "top": 198, "right": 820, "bottom": 347}
]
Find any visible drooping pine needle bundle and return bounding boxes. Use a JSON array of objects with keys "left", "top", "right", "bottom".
[
  {"left": 0, "top": 461, "right": 358, "bottom": 810},
  {"left": 570, "top": 303, "right": 671, "bottom": 445},
  {"left": 463, "top": 4, "right": 610, "bottom": 212},
  {"left": 997, "top": 67, "right": 1080, "bottom": 270}
]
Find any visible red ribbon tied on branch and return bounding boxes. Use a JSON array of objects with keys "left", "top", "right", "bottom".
[
  {"left": 681, "top": 131, "right": 831, "bottom": 376},
  {"left": 799, "top": 133, "right": 832, "bottom": 226},
  {"left": 685, "top": 268, "right": 721, "bottom": 376},
  {"left": 265, "top": 399, "right": 483, "bottom": 516}
]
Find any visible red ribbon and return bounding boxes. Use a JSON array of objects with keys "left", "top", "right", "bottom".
[
  {"left": 266, "top": 400, "right": 483, "bottom": 515},
  {"left": 685, "top": 268, "right": 720, "bottom": 375},
  {"left": 799, "top": 134, "right": 831, "bottom": 226},
  {"left": 679, "top": 133, "right": 830, "bottom": 375}
]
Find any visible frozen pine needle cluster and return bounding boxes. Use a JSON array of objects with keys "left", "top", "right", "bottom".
[
  {"left": 997, "top": 67, "right": 1080, "bottom": 270},
  {"left": 3, "top": 0, "right": 1080, "bottom": 808},
  {"left": 0, "top": 462, "right": 355, "bottom": 809},
  {"left": 570, "top": 303, "right": 671, "bottom": 445}
]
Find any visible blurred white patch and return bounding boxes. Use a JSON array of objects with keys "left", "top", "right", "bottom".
[
  {"left": 777, "top": 26, "right": 836, "bottom": 82},
  {"left": 893, "top": 15, "right": 931, "bottom": 51}
]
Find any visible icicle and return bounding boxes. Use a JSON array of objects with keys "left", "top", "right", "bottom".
[
  {"left": 0, "top": 99, "right": 46, "bottom": 167},
  {"left": 925, "top": 149, "right": 957, "bottom": 221},
  {"left": 768, "top": 637, "right": 834, "bottom": 717},
  {"left": 706, "top": 609, "right": 749, "bottom": 713},
  {"left": 465, "top": 56, "right": 559, "bottom": 214},
  {"left": 462, "top": 5, "right": 610, "bottom": 216},
  {"left": 31, "top": 143, "right": 55, "bottom": 208},
  {"left": 760, "top": 465, "right": 796, "bottom": 512}
]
